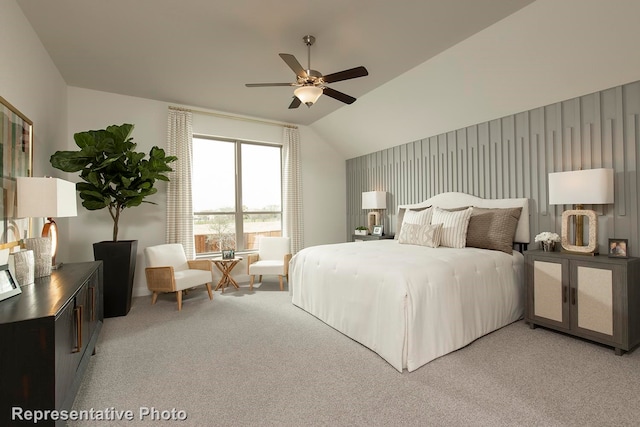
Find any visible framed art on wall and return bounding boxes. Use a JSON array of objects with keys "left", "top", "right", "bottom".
[{"left": 0, "top": 96, "right": 33, "bottom": 247}]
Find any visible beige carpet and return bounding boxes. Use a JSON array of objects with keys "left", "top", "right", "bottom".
[{"left": 70, "top": 279, "right": 640, "bottom": 426}]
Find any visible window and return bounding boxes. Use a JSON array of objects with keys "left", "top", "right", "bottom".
[{"left": 192, "top": 136, "right": 282, "bottom": 255}]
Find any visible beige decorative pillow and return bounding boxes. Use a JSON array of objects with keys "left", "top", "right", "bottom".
[
  {"left": 466, "top": 207, "right": 522, "bottom": 254},
  {"left": 398, "top": 223, "right": 443, "bottom": 248},
  {"left": 430, "top": 207, "right": 473, "bottom": 248},
  {"left": 395, "top": 206, "right": 431, "bottom": 239},
  {"left": 403, "top": 207, "right": 432, "bottom": 226}
]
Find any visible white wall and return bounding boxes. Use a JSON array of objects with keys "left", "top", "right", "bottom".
[
  {"left": 67, "top": 88, "right": 346, "bottom": 296},
  {"left": 0, "top": 0, "right": 68, "bottom": 253},
  {"left": 313, "top": 0, "right": 640, "bottom": 159}
]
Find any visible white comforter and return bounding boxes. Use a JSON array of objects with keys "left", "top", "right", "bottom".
[{"left": 290, "top": 240, "right": 524, "bottom": 372}]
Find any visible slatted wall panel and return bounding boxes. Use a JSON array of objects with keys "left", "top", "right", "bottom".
[{"left": 346, "top": 80, "right": 640, "bottom": 255}]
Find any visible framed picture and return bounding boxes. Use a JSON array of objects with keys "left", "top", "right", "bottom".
[
  {"left": 0, "top": 264, "right": 21, "bottom": 302},
  {"left": 608, "top": 238, "right": 628, "bottom": 258},
  {"left": 372, "top": 225, "right": 383, "bottom": 236},
  {"left": 0, "top": 96, "right": 33, "bottom": 246},
  {"left": 222, "top": 250, "right": 235, "bottom": 260}
]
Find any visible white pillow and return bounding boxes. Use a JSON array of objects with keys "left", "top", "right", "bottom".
[
  {"left": 430, "top": 207, "right": 473, "bottom": 248},
  {"left": 402, "top": 207, "right": 432, "bottom": 226},
  {"left": 398, "top": 223, "right": 443, "bottom": 248}
]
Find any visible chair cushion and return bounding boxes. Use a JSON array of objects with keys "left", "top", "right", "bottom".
[
  {"left": 174, "top": 269, "right": 212, "bottom": 291},
  {"left": 258, "top": 237, "right": 290, "bottom": 261},
  {"left": 145, "top": 244, "right": 189, "bottom": 271},
  {"left": 249, "top": 260, "right": 285, "bottom": 276}
]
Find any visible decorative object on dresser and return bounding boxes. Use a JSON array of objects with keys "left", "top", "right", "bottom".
[
  {"left": 8, "top": 249, "right": 35, "bottom": 286},
  {"left": 0, "top": 264, "right": 21, "bottom": 302},
  {"left": 524, "top": 250, "right": 640, "bottom": 355},
  {"left": 16, "top": 177, "right": 78, "bottom": 269},
  {"left": 548, "top": 168, "right": 614, "bottom": 255},
  {"left": 354, "top": 226, "right": 368, "bottom": 236},
  {"left": 50, "top": 124, "right": 177, "bottom": 317},
  {"left": 25, "top": 237, "right": 53, "bottom": 278},
  {"left": 372, "top": 225, "right": 383, "bottom": 236},
  {"left": 534, "top": 232, "right": 560, "bottom": 252},
  {"left": 362, "top": 191, "right": 386, "bottom": 233},
  {"left": 0, "top": 262, "right": 103, "bottom": 420},
  {"left": 608, "top": 238, "right": 628, "bottom": 258}
]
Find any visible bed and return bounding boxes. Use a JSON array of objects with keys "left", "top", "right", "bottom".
[{"left": 290, "top": 192, "right": 529, "bottom": 372}]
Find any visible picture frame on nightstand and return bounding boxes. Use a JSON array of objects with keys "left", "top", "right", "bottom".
[
  {"left": 372, "top": 225, "right": 383, "bottom": 236},
  {"left": 608, "top": 238, "right": 628, "bottom": 258}
]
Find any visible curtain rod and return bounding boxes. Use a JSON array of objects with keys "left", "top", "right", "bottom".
[{"left": 168, "top": 106, "right": 298, "bottom": 129}]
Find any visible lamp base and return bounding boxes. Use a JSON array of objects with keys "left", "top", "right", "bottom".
[
  {"left": 52, "top": 262, "right": 63, "bottom": 270},
  {"left": 561, "top": 209, "right": 599, "bottom": 255},
  {"left": 367, "top": 211, "right": 380, "bottom": 233}
]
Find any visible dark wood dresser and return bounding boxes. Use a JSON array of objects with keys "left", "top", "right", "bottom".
[{"left": 0, "top": 262, "right": 103, "bottom": 426}]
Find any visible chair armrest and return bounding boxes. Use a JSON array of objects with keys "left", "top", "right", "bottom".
[
  {"left": 247, "top": 253, "right": 259, "bottom": 274},
  {"left": 145, "top": 266, "right": 176, "bottom": 292},
  {"left": 188, "top": 259, "right": 212, "bottom": 271},
  {"left": 284, "top": 253, "right": 292, "bottom": 275}
]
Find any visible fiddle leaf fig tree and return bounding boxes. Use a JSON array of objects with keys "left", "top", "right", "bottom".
[{"left": 50, "top": 123, "right": 177, "bottom": 241}]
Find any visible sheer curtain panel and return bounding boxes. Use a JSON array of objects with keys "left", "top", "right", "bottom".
[
  {"left": 283, "top": 127, "right": 304, "bottom": 254},
  {"left": 166, "top": 109, "right": 195, "bottom": 259}
]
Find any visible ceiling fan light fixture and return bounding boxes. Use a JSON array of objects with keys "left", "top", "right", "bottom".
[{"left": 294, "top": 86, "right": 323, "bottom": 107}]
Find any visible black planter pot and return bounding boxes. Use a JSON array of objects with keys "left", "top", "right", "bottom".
[{"left": 93, "top": 240, "right": 138, "bottom": 318}]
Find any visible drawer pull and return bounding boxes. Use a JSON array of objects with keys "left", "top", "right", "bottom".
[
  {"left": 563, "top": 286, "right": 567, "bottom": 303},
  {"left": 72, "top": 305, "right": 83, "bottom": 353},
  {"left": 90, "top": 287, "right": 96, "bottom": 322},
  {"left": 571, "top": 288, "right": 576, "bottom": 306}
]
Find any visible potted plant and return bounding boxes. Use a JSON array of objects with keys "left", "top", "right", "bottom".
[
  {"left": 50, "top": 123, "right": 177, "bottom": 317},
  {"left": 355, "top": 226, "right": 368, "bottom": 236}
]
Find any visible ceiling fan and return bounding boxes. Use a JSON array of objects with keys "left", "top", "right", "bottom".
[{"left": 245, "top": 35, "right": 369, "bottom": 109}]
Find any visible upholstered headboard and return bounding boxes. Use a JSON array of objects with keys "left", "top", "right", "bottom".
[{"left": 398, "top": 192, "right": 530, "bottom": 244}]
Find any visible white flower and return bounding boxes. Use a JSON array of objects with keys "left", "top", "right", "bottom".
[{"left": 535, "top": 232, "right": 560, "bottom": 243}]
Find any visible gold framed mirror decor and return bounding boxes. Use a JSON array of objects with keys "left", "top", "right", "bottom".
[{"left": 0, "top": 96, "right": 33, "bottom": 248}]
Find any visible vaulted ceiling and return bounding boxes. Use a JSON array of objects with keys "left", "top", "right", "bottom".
[{"left": 17, "top": 0, "right": 534, "bottom": 126}]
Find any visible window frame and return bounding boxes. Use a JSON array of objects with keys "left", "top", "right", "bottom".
[{"left": 192, "top": 134, "right": 283, "bottom": 255}]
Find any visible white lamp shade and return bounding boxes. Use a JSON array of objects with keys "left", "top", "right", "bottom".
[
  {"left": 17, "top": 177, "right": 78, "bottom": 218},
  {"left": 548, "top": 168, "right": 614, "bottom": 205},
  {"left": 294, "top": 86, "right": 323, "bottom": 106},
  {"left": 362, "top": 191, "right": 387, "bottom": 210}
]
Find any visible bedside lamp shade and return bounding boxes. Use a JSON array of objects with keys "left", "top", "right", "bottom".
[
  {"left": 548, "top": 168, "right": 614, "bottom": 254},
  {"left": 549, "top": 168, "right": 614, "bottom": 205},
  {"left": 362, "top": 191, "right": 387, "bottom": 210},
  {"left": 17, "top": 177, "right": 77, "bottom": 268},
  {"left": 362, "top": 191, "right": 386, "bottom": 233}
]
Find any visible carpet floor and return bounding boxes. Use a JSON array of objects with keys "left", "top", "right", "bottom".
[{"left": 70, "top": 279, "right": 640, "bottom": 426}]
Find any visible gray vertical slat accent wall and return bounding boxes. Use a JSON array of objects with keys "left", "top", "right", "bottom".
[{"left": 347, "top": 80, "right": 640, "bottom": 255}]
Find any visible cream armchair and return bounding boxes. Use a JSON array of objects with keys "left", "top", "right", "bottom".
[
  {"left": 247, "top": 237, "right": 292, "bottom": 291},
  {"left": 144, "top": 244, "right": 213, "bottom": 311}
]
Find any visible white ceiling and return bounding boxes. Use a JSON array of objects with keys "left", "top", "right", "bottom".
[{"left": 17, "top": 0, "right": 534, "bottom": 126}]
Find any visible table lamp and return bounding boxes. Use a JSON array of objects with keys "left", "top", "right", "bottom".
[
  {"left": 17, "top": 177, "right": 78, "bottom": 268},
  {"left": 362, "top": 191, "right": 386, "bottom": 233},
  {"left": 548, "top": 168, "right": 614, "bottom": 254}
]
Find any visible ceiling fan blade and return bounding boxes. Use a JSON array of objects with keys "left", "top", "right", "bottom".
[
  {"left": 288, "top": 97, "right": 302, "bottom": 109},
  {"left": 322, "top": 66, "right": 369, "bottom": 84},
  {"left": 279, "top": 53, "right": 308, "bottom": 78},
  {"left": 245, "top": 83, "right": 294, "bottom": 87},
  {"left": 323, "top": 87, "right": 356, "bottom": 104}
]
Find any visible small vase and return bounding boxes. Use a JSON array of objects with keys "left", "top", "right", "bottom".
[
  {"left": 541, "top": 241, "right": 556, "bottom": 252},
  {"left": 25, "top": 237, "right": 52, "bottom": 278},
  {"left": 9, "top": 249, "right": 35, "bottom": 286}
]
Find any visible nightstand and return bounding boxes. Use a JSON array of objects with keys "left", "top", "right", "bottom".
[
  {"left": 352, "top": 234, "right": 394, "bottom": 242},
  {"left": 524, "top": 250, "right": 640, "bottom": 355}
]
